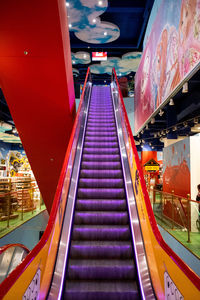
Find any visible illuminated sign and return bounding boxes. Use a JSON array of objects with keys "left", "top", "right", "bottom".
[
  {"left": 92, "top": 52, "right": 107, "bottom": 61},
  {"left": 145, "top": 166, "right": 159, "bottom": 171}
]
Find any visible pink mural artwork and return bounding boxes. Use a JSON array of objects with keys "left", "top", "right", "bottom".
[
  {"left": 163, "top": 159, "right": 190, "bottom": 198},
  {"left": 163, "top": 142, "right": 190, "bottom": 198},
  {"left": 134, "top": 0, "right": 200, "bottom": 133}
]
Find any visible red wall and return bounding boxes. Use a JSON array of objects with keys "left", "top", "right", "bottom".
[{"left": 0, "top": 0, "right": 75, "bottom": 213}]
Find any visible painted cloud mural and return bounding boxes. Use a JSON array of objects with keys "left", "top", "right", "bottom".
[
  {"left": 66, "top": 0, "right": 120, "bottom": 43},
  {"left": 90, "top": 52, "right": 142, "bottom": 76},
  {"left": 72, "top": 52, "right": 91, "bottom": 64}
]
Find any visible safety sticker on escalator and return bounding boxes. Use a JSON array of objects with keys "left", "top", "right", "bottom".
[
  {"left": 164, "top": 271, "right": 183, "bottom": 300},
  {"left": 23, "top": 268, "right": 41, "bottom": 300}
]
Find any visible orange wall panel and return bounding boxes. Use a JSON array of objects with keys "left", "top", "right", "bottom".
[{"left": 0, "top": 0, "right": 75, "bottom": 212}]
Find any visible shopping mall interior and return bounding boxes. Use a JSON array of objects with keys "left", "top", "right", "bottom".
[{"left": 0, "top": 0, "right": 200, "bottom": 299}]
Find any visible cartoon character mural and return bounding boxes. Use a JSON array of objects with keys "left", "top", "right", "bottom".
[
  {"left": 8, "top": 151, "right": 30, "bottom": 177},
  {"left": 135, "top": 0, "right": 200, "bottom": 133}
]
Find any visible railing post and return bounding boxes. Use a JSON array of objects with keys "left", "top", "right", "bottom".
[
  {"left": 187, "top": 194, "right": 191, "bottom": 243},
  {"left": 153, "top": 188, "right": 156, "bottom": 212},
  {"left": 171, "top": 190, "right": 174, "bottom": 229},
  {"left": 21, "top": 187, "right": 24, "bottom": 221},
  {"left": 7, "top": 179, "right": 11, "bottom": 228}
]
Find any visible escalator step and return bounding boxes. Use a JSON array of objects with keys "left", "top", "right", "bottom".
[
  {"left": 81, "top": 161, "right": 121, "bottom": 170},
  {"left": 86, "top": 126, "right": 116, "bottom": 132},
  {"left": 70, "top": 241, "right": 133, "bottom": 259},
  {"left": 83, "top": 148, "right": 119, "bottom": 155},
  {"left": 72, "top": 225, "right": 131, "bottom": 240},
  {"left": 85, "top": 132, "right": 117, "bottom": 137},
  {"left": 76, "top": 199, "right": 127, "bottom": 211},
  {"left": 80, "top": 169, "right": 122, "bottom": 178},
  {"left": 64, "top": 280, "right": 139, "bottom": 300},
  {"left": 85, "top": 136, "right": 117, "bottom": 142},
  {"left": 78, "top": 178, "right": 123, "bottom": 188},
  {"left": 87, "top": 122, "right": 116, "bottom": 127},
  {"left": 82, "top": 154, "right": 120, "bottom": 162},
  {"left": 67, "top": 259, "right": 136, "bottom": 280},
  {"left": 74, "top": 211, "right": 129, "bottom": 225},
  {"left": 84, "top": 141, "right": 118, "bottom": 148},
  {"left": 77, "top": 188, "right": 125, "bottom": 199}
]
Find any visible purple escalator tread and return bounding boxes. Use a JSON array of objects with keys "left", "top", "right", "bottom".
[{"left": 65, "top": 85, "right": 140, "bottom": 299}]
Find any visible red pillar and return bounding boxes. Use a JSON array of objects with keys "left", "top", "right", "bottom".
[{"left": 0, "top": 0, "right": 75, "bottom": 213}]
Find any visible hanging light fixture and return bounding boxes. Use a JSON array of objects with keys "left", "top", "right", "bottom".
[
  {"left": 182, "top": 82, "right": 188, "bottom": 93},
  {"left": 159, "top": 109, "right": 164, "bottom": 116},
  {"left": 169, "top": 98, "right": 174, "bottom": 106},
  {"left": 151, "top": 118, "right": 155, "bottom": 124}
]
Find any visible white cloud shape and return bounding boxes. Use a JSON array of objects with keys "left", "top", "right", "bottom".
[
  {"left": 90, "top": 52, "right": 142, "bottom": 76},
  {"left": 67, "top": 0, "right": 120, "bottom": 44},
  {"left": 72, "top": 51, "right": 91, "bottom": 64}
]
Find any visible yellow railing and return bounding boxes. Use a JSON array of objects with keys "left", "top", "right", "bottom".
[{"left": 151, "top": 189, "right": 200, "bottom": 244}]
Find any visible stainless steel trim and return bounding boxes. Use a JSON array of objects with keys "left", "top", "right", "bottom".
[
  {"left": 48, "top": 82, "right": 92, "bottom": 300},
  {"left": 111, "top": 82, "right": 155, "bottom": 299}
]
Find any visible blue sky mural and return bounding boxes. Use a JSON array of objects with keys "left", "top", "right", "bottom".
[
  {"left": 67, "top": 0, "right": 120, "bottom": 43},
  {"left": 72, "top": 52, "right": 91, "bottom": 64},
  {"left": 90, "top": 52, "right": 142, "bottom": 76}
]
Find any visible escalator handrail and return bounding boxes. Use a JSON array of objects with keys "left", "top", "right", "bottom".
[
  {"left": 112, "top": 67, "right": 200, "bottom": 290},
  {"left": 0, "top": 67, "right": 91, "bottom": 298},
  {"left": 0, "top": 244, "right": 29, "bottom": 255}
]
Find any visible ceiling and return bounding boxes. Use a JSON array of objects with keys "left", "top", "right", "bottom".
[{"left": 69, "top": 0, "right": 154, "bottom": 83}]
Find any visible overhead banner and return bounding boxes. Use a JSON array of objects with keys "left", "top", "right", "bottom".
[{"left": 134, "top": 0, "right": 200, "bottom": 133}]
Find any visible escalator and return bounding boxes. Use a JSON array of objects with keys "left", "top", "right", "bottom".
[
  {"left": 64, "top": 85, "right": 140, "bottom": 299},
  {"left": 1, "top": 71, "right": 199, "bottom": 299}
]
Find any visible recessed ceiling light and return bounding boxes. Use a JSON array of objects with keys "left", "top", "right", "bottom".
[
  {"left": 83, "top": 54, "right": 87, "bottom": 58},
  {"left": 88, "top": 46, "right": 90, "bottom": 49},
  {"left": 98, "top": 0, "right": 103, "bottom": 6},
  {"left": 93, "top": 19, "right": 96, "bottom": 23},
  {"left": 69, "top": 23, "right": 72, "bottom": 28},
  {"left": 66, "top": 2, "right": 70, "bottom": 7},
  {"left": 119, "top": 73, "right": 121, "bottom": 76},
  {"left": 72, "top": 60, "right": 75, "bottom": 64},
  {"left": 104, "top": 31, "right": 107, "bottom": 36}
]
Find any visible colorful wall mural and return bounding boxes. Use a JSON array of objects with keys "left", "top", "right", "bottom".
[
  {"left": 135, "top": 0, "right": 200, "bottom": 133},
  {"left": 163, "top": 138, "right": 190, "bottom": 197}
]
